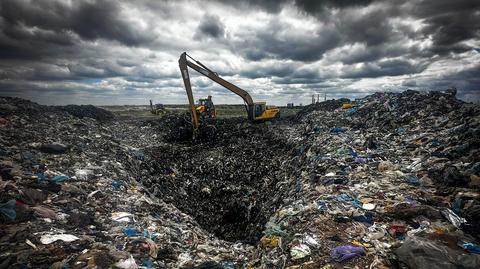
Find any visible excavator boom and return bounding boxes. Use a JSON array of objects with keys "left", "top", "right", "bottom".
[{"left": 178, "top": 52, "right": 279, "bottom": 129}]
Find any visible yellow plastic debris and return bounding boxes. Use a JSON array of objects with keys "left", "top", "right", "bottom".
[
  {"left": 341, "top": 103, "right": 353, "bottom": 109},
  {"left": 260, "top": 235, "right": 281, "bottom": 248},
  {"left": 352, "top": 240, "right": 371, "bottom": 248}
]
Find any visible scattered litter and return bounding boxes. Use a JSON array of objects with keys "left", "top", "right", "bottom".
[
  {"left": 25, "top": 239, "right": 37, "bottom": 249},
  {"left": 396, "top": 236, "right": 480, "bottom": 268},
  {"left": 0, "top": 91, "right": 478, "bottom": 268},
  {"left": 260, "top": 235, "right": 281, "bottom": 248},
  {"left": 112, "top": 212, "right": 135, "bottom": 222},
  {"left": 0, "top": 199, "right": 16, "bottom": 220},
  {"left": 115, "top": 255, "right": 138, "bottom": 269},
  {"left": 462, "top": 243, "right": 480, "bottom": 254},
  {"left": 331, "top": 245, "right": 366, "bottom": 262},
  {"left": 123, "top": 227, "right": 139, "bottom": 237},
  {"left": 52, "top": 175, "right": 69, "bottom": 183},
  {"left": 40, "top": 234, "right": 80, "bottom": 244},
  {"left": 442, "top": 209, "right": 466, "bottom": 228},
  {"left": 290, "top": 244, "right": 311, "bottom": 260},
  {"left": 362, "top": 203, "right": 376, "bottom": 210}
]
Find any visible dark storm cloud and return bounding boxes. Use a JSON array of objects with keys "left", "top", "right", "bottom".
[
  {"left": 194, "top": 14, "right": 225, "bottom": 39},
  {"left": 0, "top": 0, "right": 154, "bottom": 54},
  {"left": 234, "top": 20, "right": 341, "bottom": 62},
  {"left": 421, "top": 13, "right": 480, "bottom": 55},
  {"left": 0, "top": 0, "right": 479, "bottom": 105},
  {"left": 228, "top": 0, "right": 479, "bottom": 62},
  {"left": 408, "top": 0, "right": 480, "bottom": 56},
  {"left": 341, "top": 59, "right": 428, "bottom": 79},
  {"left": 218, "top": 0, "right": 377, "bottom": 14},
  {"left": 428, "top": 64, "right": 480, "bottom": 93},
  {"left": 0, "top": 21, "right": 79, "bottom": 60},
  {"left": 337, "top": 44, "right": 409, "bottom": 65},
  {"left": 230, "top": 2, "right": 404, "bottom": 63},
  {"left": 333, "top": 9, "right": 400, "bottom": 47},
  {"left": 240, "top": 64, "right": 296, "bottom": 79}
]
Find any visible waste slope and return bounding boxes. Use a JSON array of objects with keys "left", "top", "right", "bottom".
[
  {"left": 58, "top": 105, "right": 115, "bottom": 121},
  {"left": 142, "top": 119, "right": 295, "bottom": 243}
]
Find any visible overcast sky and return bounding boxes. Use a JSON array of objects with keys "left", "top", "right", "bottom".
[{"left": 0, "top": 0, "right": 479, "bottom": 105}]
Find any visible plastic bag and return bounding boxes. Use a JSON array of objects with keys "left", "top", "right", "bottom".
[
  {"left": 395, "top": 236, "right": 480, "bottom": 269},
  {"left": 331, "top": 245, "right": 366, "bottom": 262}
]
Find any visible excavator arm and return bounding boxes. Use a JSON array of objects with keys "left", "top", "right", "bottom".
[
  {"left": 179, "top": 53, "right": 200, "bottom": 129},
  {"left": 179, "top": 52, "right": 280, "bottom": 130},
  {"left": 179, "top": 52, "right": 256, "bottom": 126}
]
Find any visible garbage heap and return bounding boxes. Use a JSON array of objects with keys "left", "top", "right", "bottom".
[
  {"left": 267, "top": 89, "right": 480, "bottom": 268},
  {"left": 1, "top": 90, "right": 480, "bottom": 269},
  {"left": 0, "top": 96, "right": 243, "bottom": 269}
]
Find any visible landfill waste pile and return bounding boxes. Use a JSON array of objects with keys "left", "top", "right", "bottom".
[
  {"left": 58, "top": 105, "right": 115, "bottom": 122},
  {"left": 0, "top": 89, "right": 479, "bottom": 268}
]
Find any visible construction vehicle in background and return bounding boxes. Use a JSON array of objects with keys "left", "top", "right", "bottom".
[
  {"left": 149, "top": 100, "right": 166, "bottom": 115},
  {"left": 178, "top": 52, "right": 280, "bottom": 130}
]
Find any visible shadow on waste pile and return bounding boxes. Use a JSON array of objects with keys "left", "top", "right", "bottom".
[{"left": 142, "top": 117, "right": 294, "bottom": 244}]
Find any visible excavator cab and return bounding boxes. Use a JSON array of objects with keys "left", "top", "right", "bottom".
[
  {"left": 195, "top": 96, "right": 216, "bottom": 119},
  {"left": 254, "top": 103, "right": 264, "bottom": 117}
]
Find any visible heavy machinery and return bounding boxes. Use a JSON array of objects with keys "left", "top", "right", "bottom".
[
  {"left": 149, "top": 100, "right": 166, "bottom": 115},
  {"left": 196, "top": 95, "right": 216, "bottom": 119},
  {"left": 178, "top": 52, "right": 279, "bottom": 130}
]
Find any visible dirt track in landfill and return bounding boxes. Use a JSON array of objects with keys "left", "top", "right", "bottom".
[{"left": 1, "top": 90, "right": 480, "bottom": 268}]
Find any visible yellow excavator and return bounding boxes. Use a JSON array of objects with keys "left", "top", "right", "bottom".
[
  {"left": 179, "top": 52, "right": 279, "bottom": 130},
  {"left": 149, "top": 100, "right": 166, "bottom": 115}
]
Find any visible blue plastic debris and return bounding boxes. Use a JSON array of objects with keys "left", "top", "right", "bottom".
[
  {"left": 331, "top": 127, "right": 346, "bottom": 134},
  {"left": 317, "top": 200, "right": 329, "bottom": 213},
  {"left": 122, "top": 227, "right": 139, "bottom": 237},
  {"left": 348, "top": 147, "right": 358, "bottom": 157},
  {"left": 36, "top": 172, "right": 46, "bottom": 182},
  {"left": 0, "top": 199, "right": 16, "bottom": 220},
  {"left": 142, "top": 259, "right": 154, "bottom": 268},
  {"left": 352, "top": 212, "right": 374, "bottom": 225},
  {"left": 337, "top": 193, "right": 352, "bottom": 203},
  {"left": 52, "top": 175, "right": 69, "bottom": 183},
  {"left": 295, "top": 177, "right": 302, "bottom": 192},
  {"left": 132, "top": 149, "right": 145, "bottom": 161},
  {"left": 462, "top": 243, "right": 480, "bottom": 254},
  {"left": 112, "top": 180, "right": 126, "bottom": 189},
  {"left": 452, "top": 197, "right": 462, "bottom": 215},
  {"left": 430, "top": 139, "right": 440, "bottom": 146},
  {"left": 346, "top": 107, "right": 357, "bottom": 114},
  {"left": 296, "top": 145, "right": 305, "bottom": 156},
  {"left": 351, "top": 198, "right": 362, "bottom": 208},
  {"left": 142, "top": 229, "right": 159, "bottom": 240},
  {"left": 222, "top": 262, "right": 236, "bottom": 269},
  {"left": 396, "top": 127, "right": 406, "bottom": 134},
  {"left": 405, "top": 175, "right": 420, "bottom": 186}
]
